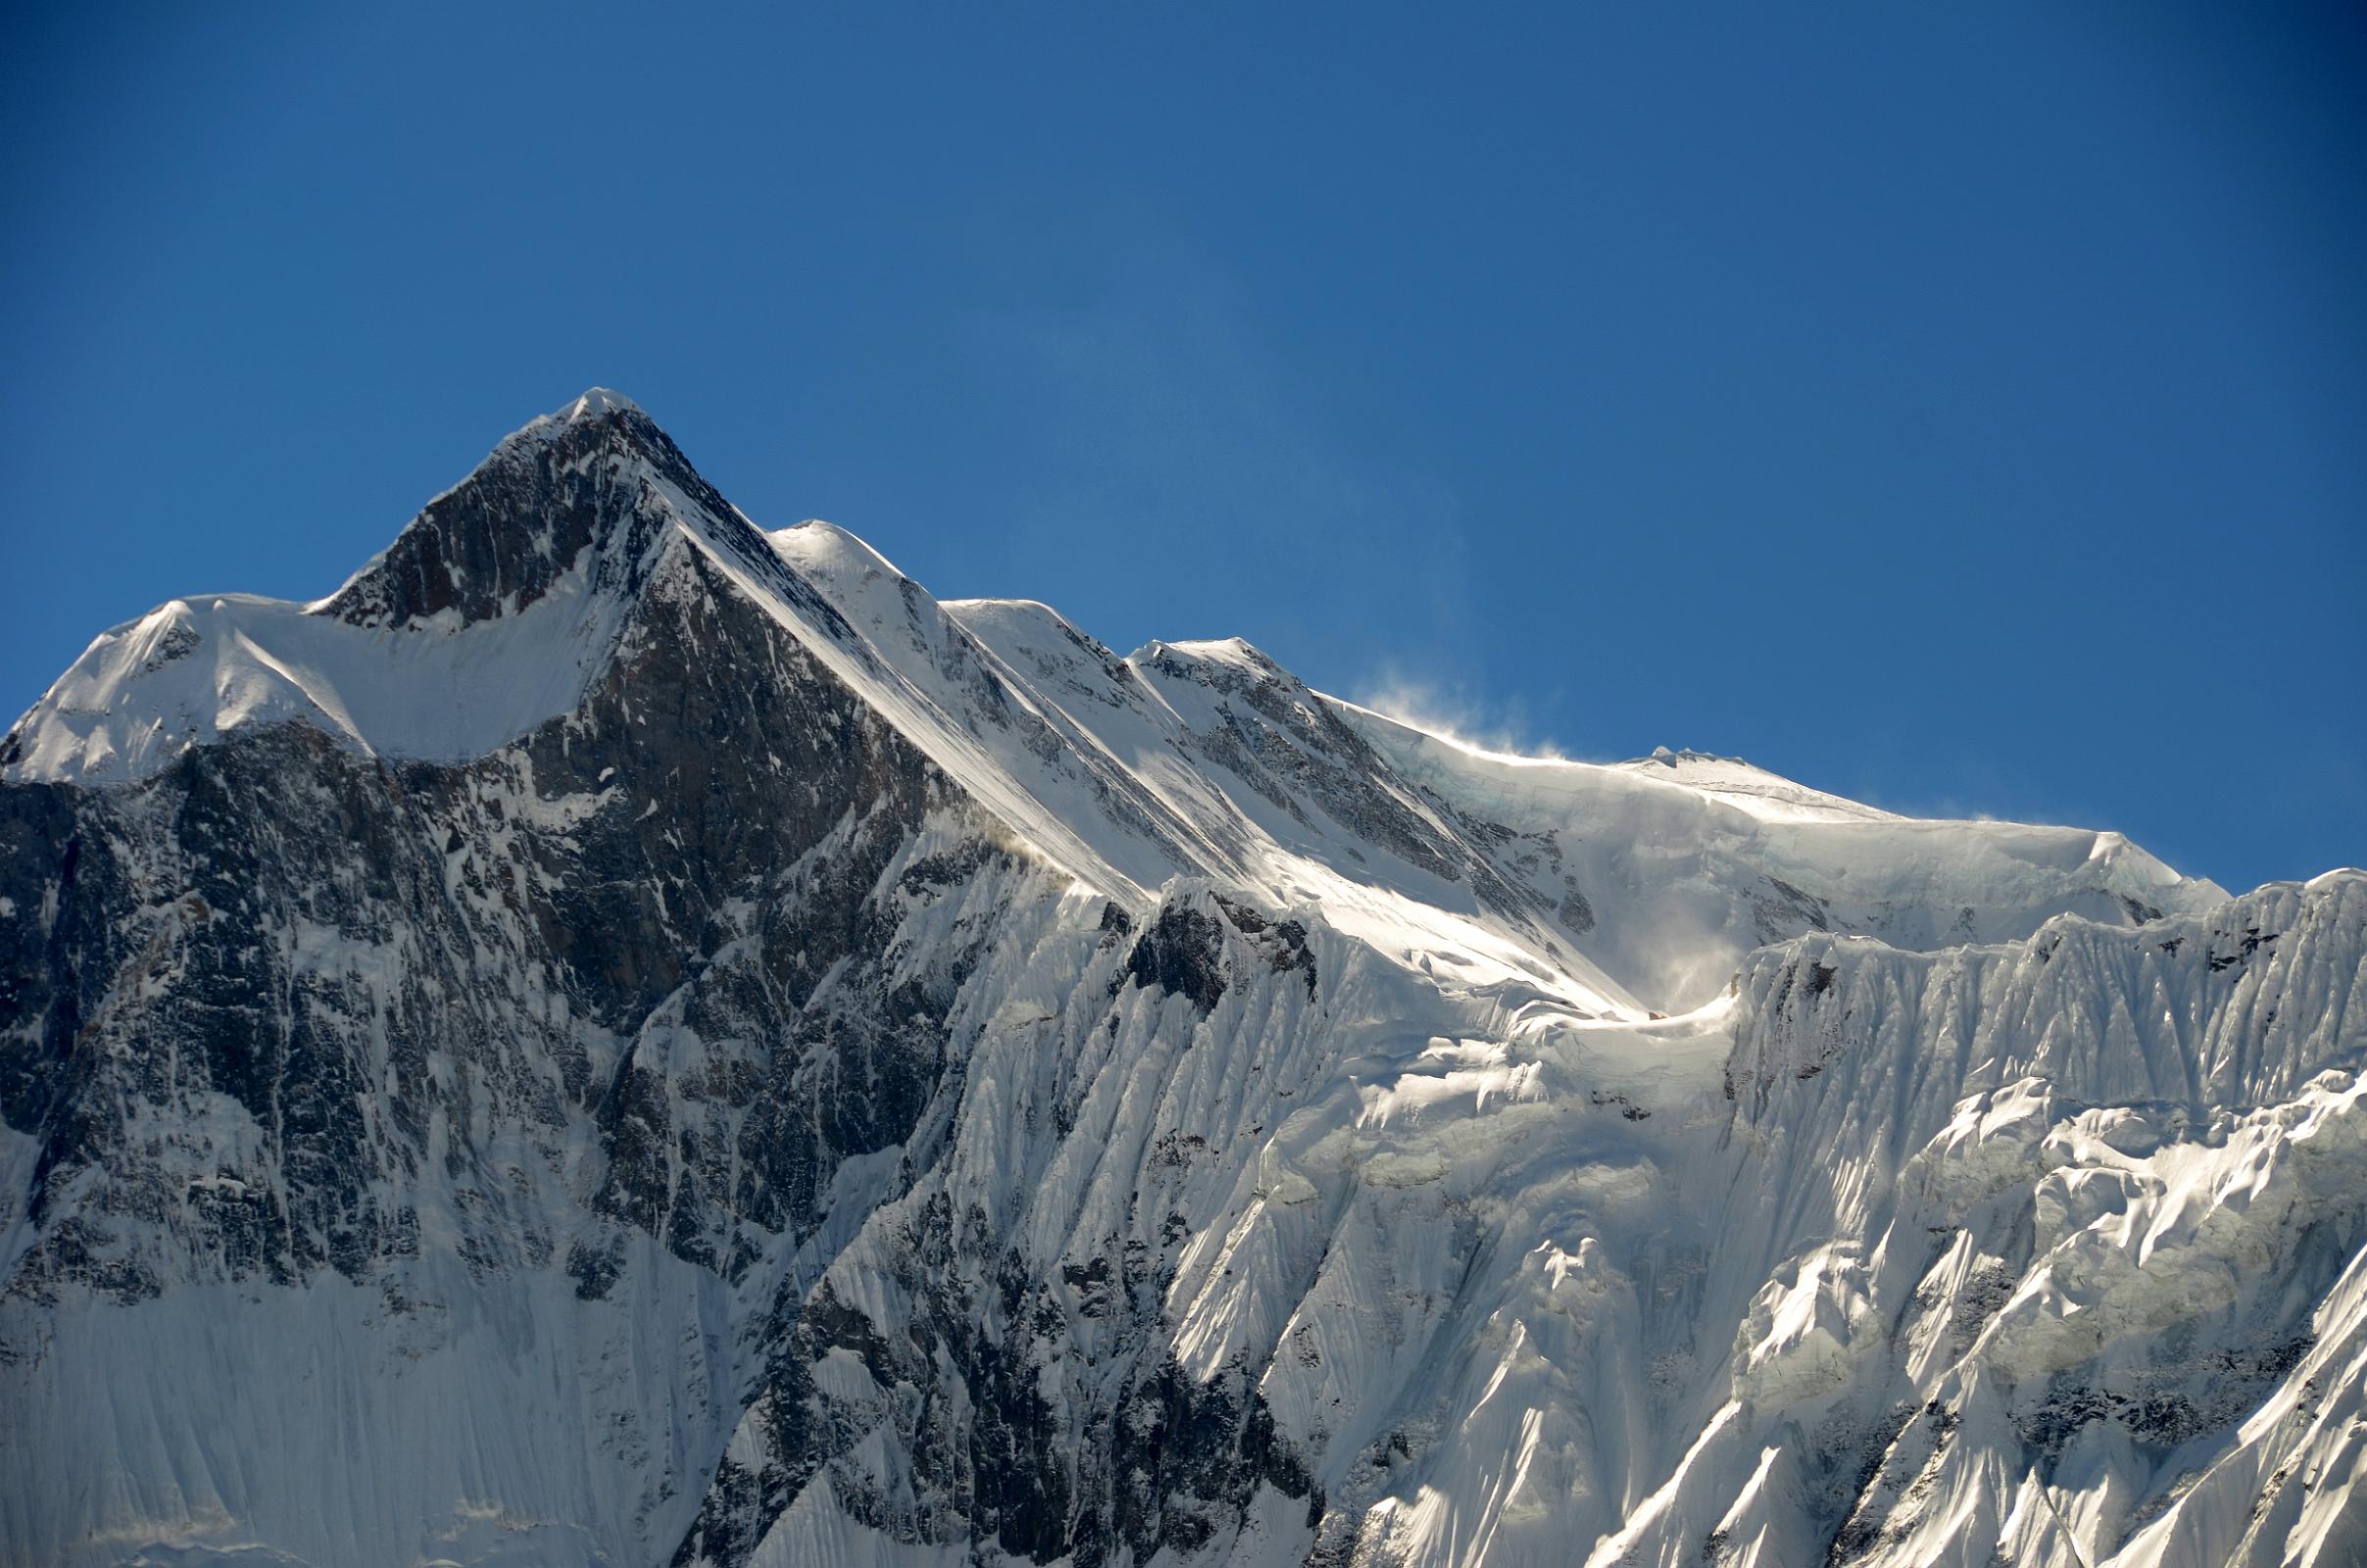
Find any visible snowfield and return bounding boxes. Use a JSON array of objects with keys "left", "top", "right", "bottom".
[{"left": 0, "top": 391, "right": 2357, "bottom": 1568}]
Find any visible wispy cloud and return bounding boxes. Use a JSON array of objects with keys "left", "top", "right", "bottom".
[{"left": 1347, "top": 662, "right": 1587, "bottom": 762}]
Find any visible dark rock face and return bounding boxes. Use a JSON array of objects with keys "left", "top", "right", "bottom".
[
  {"left": 1125, "top": 901, "right": 1232, "bottom": 1015},
  {"left": 0, "top": 540, "right": 968, "bottom": 1304},
  {"left": 322, "top": 401, "right": 725, "bottom": 631},
  {"left": 673, "top": 1208, "right": 1319, "bottom": 1568}
]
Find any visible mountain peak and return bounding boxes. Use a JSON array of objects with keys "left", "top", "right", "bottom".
[
  {"left": 316, "top": 387, "right": 728, "bottom": 632},
  {"left": 559, "top": 385, "right": 640, "bottom": 420},
  {"left": 1129, "top": 635, "right": 1295, "bottom": 691},
  {"left": 499, "top": 386, "right": 650, "bottom": 448},
  {"left": 1, "top": 392, "right": 768, "bottom": 784}
]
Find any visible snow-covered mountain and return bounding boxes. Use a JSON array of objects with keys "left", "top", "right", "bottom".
[{"left": 1, "top": 390, "right": 2356, "bottom": 1567}]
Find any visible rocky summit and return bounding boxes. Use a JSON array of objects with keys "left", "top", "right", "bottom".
[{"left": 3, "top": 392, "right": 2361, "bottom": 1567}]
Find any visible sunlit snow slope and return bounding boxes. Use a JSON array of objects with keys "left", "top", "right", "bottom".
[{"left": 1, "top": 390, "right": 2355, "bottom": 1568}]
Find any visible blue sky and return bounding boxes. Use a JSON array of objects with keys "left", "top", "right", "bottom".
[{"left": 4, "top": 4, "right": 2360, "bottom": 891}]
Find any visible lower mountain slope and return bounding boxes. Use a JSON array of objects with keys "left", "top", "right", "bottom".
[{"left": 0, "top": 392, "right": 2355, "bottom": 1568}]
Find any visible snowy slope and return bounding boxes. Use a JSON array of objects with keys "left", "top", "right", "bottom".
[
  {"left": 1331, "top": 707, "right": 2222, "bottom": 1010},
  {"left": 1, "top": 390, "right": 2356, "bottom": 1568}
]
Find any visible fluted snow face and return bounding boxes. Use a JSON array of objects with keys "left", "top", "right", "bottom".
[{"left": 0, "top": 393, "right": 2356, "bottom": 1568}]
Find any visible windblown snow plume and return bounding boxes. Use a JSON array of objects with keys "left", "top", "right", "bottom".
[
  {"left": 1347, "top": 664, "right": 1574, "bottom": 763},
  {"left": 1, "top": 391, "right": 2357, "bottom": 1568}
]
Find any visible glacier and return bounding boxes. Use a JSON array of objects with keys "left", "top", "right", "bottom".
[{"left": 0, "top": 389, "right": 2357, "bottom": 1567}]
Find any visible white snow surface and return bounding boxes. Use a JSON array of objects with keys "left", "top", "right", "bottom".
[
  {"left": 5, "top": 391, "right": 2360, "bottom": 1568},
  {"left": 4, "top": 587, "right": 631, "bottom": 783}
]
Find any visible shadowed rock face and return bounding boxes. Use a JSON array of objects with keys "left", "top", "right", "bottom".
[
  {"left": 321, "top": 399, "right": 726, "bottom": 630},
  {"left": 2, "top": 397, "right": 2361, "bottom": 1568},
  {"left": 2, "top": 506, "right": 961, "bottom": 1300}
]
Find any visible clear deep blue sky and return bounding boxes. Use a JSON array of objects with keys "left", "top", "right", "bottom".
[{"left": 4, "top": 5, "right": 2361, "bottom": 891}]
